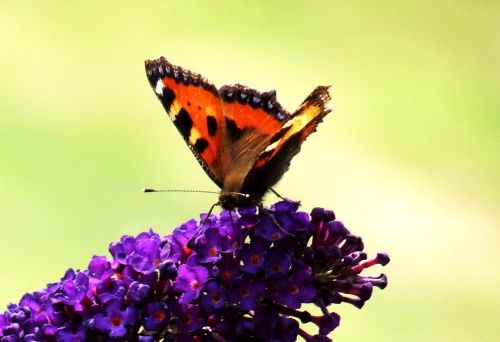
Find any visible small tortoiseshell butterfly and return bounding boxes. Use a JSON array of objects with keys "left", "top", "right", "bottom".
[{"left": 145, "top": 57, "right": 331, "bottom": 210}]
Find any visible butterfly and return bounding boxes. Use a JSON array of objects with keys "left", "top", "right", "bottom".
[{"left": 145, "top": 57, "right": 332, "bottom": 210}]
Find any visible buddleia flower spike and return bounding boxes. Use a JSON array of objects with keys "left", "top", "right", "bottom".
[{"left": 0, "top": 200, "right": 389, "bottom": 341}]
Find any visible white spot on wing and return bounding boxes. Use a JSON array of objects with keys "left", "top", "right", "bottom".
[
  {"left": 155, "top": 79, "right": 163, "bottom": 95},
  {"left": 264, "top": 140, "right": 279, "bottom": 152}
]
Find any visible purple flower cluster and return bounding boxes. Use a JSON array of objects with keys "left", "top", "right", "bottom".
[{"left": 0, "top": 200, "right": 389, "bottom": 341}]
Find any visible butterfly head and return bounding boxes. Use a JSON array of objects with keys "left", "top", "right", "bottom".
[{"left": 219, "top": 191, "right": 252, "bottom": 210}]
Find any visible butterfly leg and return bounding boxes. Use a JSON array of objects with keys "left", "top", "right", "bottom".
[
  {"left": 187, "top": 201, "right": 220, "bottom": 249},
  {"left": 269, "top": 187, "right": 286, "bottom": 200},
  {"left": 269, "top": 187, "right": 301, "bottom": 207},
  {"left": 258, "top": 203, "right": 294, "bottom": 237}
]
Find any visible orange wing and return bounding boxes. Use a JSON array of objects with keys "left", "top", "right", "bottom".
[{"left": 145, "top": 57, "right": 224, "bottom": 187}]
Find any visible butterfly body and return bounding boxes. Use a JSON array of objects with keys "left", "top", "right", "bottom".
[{"left": 145, "top": 57, "right": 331, "bottom": 209}]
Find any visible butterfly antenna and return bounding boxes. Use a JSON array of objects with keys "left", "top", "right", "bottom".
[{"left": 143, "top": 188, "right": 219, "bottom": 195}]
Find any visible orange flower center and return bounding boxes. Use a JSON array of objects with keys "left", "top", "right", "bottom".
[
  {"left": 289, "top": 284, "right": 299, "bottom": 295},
  {"left": 182, "top": 245, "right": 192, "bottom": 256},
  {"left": 271, "top": 232, "right": 282, "bottom": 240},
  {"left": 154, "top": 310, "right": 165, "bottom": 321},
  {"left": 240, "top": 287, "right": 250, "bottom": 297},
  {"left": 212, "top": 293, "right": 222, "bottom": 303},
  {"left": 208, "top": 247, "right": 219, "bottom": 256},
  {"left": 182, "top": 313, "right": 192, "bottom": 324},
  {"left": 190, "top": 280, "right": 200, "bottom": 290},
  {"left": 111, "top": 316, "right": 122, "bottom": 326},
  {"left": 250, "top": 255, "right": 261, "bottom": 265}
]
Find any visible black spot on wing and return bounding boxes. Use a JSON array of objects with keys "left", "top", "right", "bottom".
[
  {"left": 194, "top": 138, "right": 209, "bottom": 153},
  {"left": 207, "top": 115, "right": 217, "bottom": 136},
  {"left": 161, "top": 87, "right": 176, "bottom": 112},
  {"left": 225, "top": 117, "right": 244, "bottom": 142},
  {"left": 173, "top": 108, "right": 193, "bottom": 142}
]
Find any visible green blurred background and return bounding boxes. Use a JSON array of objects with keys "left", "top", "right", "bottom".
[{"left": 1, "top": 1, "right": 498, "bottom": 340}]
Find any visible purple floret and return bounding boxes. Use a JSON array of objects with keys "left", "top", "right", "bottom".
[
  {"left": 142, "top": 301, "right": 169, "bottom": 331},
  {"left": 94, "top": 299, "right": 137, "bottom": 337},
  {"left": 173, "top": 264, "right": 209, "bottom": 304}
]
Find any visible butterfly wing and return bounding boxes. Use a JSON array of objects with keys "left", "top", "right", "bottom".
[
  {"left": 217, "top": 84, "right": 290, "bottom": 196},
  {"left": 242, "top": 86, "right": 332, "bottom": 199},
  {"left": 145, "top": 57, "right": 224, "bottom": 187}
]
